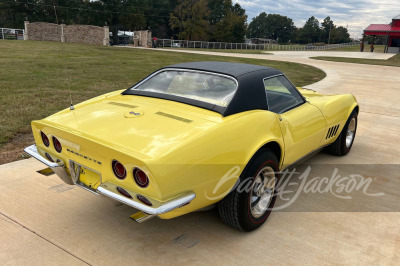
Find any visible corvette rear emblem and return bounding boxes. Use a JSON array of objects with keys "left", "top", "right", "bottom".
[
  {"left": 125, "top": 110, "right": 144, "bottom": 118},
  {"left": 66, "top": 149, "right": 102, "bottom": 165}
]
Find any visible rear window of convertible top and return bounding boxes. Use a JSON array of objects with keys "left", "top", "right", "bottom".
[{"left": 130, "top": 70, "right": 238, "bottom": 107}]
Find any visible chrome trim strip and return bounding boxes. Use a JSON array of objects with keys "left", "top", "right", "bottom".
[
  {"left": 24, "top": 144, "right": 74, "bottom": 185},
  {"left": 24, "top": 144, "right": 59, "bottom": 168},
  {"left": 281, "top": 143, "right": 332, "bottom": 171},
  {"left": 97, "top": 182, "right": 196, "bottom": 215},
  {"left": 76, "top": 183, "right": 99, "bottom": 195},
  {"left": 262, "top": 73, "right": 285, "bottom": 81}
]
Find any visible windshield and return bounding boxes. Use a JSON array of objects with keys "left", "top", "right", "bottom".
[{"left": 130, "top": 70, "right": 238, "bottom": 107}]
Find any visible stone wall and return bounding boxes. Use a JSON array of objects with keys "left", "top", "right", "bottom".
[
  {"left": 25, "top": 21, "right": 109, "bottom": 46},
  {"left": 25, "top": 22, "right": 61, "bottom": 42},
  {"left": 63, "top": 24, "right": 107, "bottom": 45},
  {"left": 133, "top": 30, "right": 152, "bottom": 47}
]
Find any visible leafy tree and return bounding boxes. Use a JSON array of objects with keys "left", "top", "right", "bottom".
[
  {"left": 300, "top": 16, "right": 321, "bottom": 43},
  {"left": 0, "top": 1, "right": 22, "bottom": 28},
  {"left": 321, "top": 16, "right": 334, "bottom": 43},
  {"left": 232, "top": 3, "right": 245, "bottom": 16},
  {"left": 213, "top": 11, "right": 247, "bottom": 42},
  {"left": 169, "top": 0, "right": 210, "bottom": 40},
  {"left": 247, "top": 12, "right": 268, "bottom": 38},
  {"left": 208, "top": 0, "right": 226, "bottom": 25},
  {"left": 209, "top": 0, "right": 247, "bottom": 42},
  {"left": 132, "top": 0, "right": 178, "bottom": 37},
  {"left": 335, "top": 26, "right": 350, "bottom": 43},
  {"left": 1, "top": 0, "right": 258, "bottom": 43},
  {"left": 247, "top": 12, "right": 296, "bottom": 43},
  {"left": 320, "top": 17, "right": 350, "bottom": 44}
]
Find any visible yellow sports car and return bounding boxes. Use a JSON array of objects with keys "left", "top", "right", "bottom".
[{"left": 25, "top": 62, "right": 358, "bottom": 231}]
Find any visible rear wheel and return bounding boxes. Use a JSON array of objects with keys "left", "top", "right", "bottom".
[
  {"left": 327, "top": 110, "right": 358, "bottom": 156},
  {"left": 218, "top": 150, "right": 279, "bottom": 231}
]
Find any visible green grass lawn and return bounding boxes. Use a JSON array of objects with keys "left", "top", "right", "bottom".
[
  {"left": 311, "top": 53, "right": 400, "bottom": 67},
  {"left": 330, "top": 44, "right": 385, "bottom": 52},
  {"left": 0, "top": 40, "right": 325, "bottom": 149}
]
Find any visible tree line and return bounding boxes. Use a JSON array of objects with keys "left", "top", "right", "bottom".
[
  {"left": 0, "top": 0, "right": 351, "bottom": 44},
  {"left": 248, "top": 13, "right": 351, "bottom": 44}
]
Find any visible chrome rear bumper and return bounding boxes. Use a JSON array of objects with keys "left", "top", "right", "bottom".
[
  {"left": 24, "top": 144, "right": 195, "bottom": 216},
  {"left": 97, "top": 182, "right": 195, "bottom": 215},
  {"left": 24, "top": 144, "right": 74, "bottom": 185}
]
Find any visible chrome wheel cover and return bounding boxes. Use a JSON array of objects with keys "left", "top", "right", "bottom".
[
  {"left": 250, "top": 166, "right": 276, "bottom": 218},
  {"left": 345, "top": 117, "right": 356, "bottom": 148}
]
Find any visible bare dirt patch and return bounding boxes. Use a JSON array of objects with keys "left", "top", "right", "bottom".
[{"left": 0, "top": 133, "right": 33, "bottom": 165}]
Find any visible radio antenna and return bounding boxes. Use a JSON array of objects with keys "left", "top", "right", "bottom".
[{"left": 53, "top": 5, "right": 74, "bottom": 110}]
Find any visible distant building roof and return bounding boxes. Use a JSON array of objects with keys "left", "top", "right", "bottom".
[{"left": 364, "top": 24, "right": 400, "bottom": 33}]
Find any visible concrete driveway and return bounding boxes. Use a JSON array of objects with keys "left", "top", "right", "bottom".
[{"left": 1, "top": 49, "right": 399, "bottom": 265}]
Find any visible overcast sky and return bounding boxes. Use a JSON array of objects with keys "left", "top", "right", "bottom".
[{"left": 234, "top": 0, "right": 400, "bottom": 39}]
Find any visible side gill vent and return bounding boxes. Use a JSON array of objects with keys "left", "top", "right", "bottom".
[
  {"left": 108, "top": 102, "right": 138, "bottom": 109},
  {"left": 326, "top": 124, "right": 340, "bottom": 139},
  {"left": 155, "top": 111, "right": 193, "bottom": 123}
]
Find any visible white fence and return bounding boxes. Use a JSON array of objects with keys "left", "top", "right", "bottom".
[
  {"left": 157, "top": 39, "right": 358, "bottom": 51},
  {"left": 0, "top": 28, "right": 25, "bottom": 40}
]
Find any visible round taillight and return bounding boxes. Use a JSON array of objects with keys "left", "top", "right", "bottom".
[
  {"left": 41, "top": 131, "right": 49, "bottom": 147},
  {"left": 112, "top": 160, "right": 126, "bottom": 179},
  {"left": 45, "top": 153, "right": 54, "bottom": 162},
  {"left": 116, "top": 186, "right": 132, "bottom": 199},
  {"left": 52, "top": 136, "right": 62, "bottom": 153},
  {"left": 133, "top": 168, "right": 149, "bottom": 188},
  {"left": 137, "top": 195, "right": 153, "bottom": 206}
]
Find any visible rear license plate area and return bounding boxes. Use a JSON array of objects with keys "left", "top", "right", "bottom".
[{"left": 69, "top": 161, "right": 101, "bottom": 193}]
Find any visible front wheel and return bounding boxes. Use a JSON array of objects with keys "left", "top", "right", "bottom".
[
  {"left": 218, "top": 150, "right": 279, "bottom": 231},
  {"left": 327, "top": 110, "right": 358, "bottom": 156}
]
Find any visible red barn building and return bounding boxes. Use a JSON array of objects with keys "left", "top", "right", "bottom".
[{"left": 363, "top": 14, "right": 400, "bottom": 53}]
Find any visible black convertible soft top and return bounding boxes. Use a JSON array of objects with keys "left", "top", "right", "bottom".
[
  {"left": 165, "top": 61, "right": 282, "bottom": 78},
  {"left": 123, "top": 61, "right": 287, "bottom": 116}
]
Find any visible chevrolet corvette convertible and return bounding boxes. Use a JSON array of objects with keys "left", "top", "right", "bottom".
[{"left": 25, "top": 62, "right": 358, "bottom": 231}]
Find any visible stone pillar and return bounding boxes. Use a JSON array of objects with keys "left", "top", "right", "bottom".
[
  {"left": 24, "top": 21, "right": 29, "bottom": 40},
  {"left": 103, "top": 26, "right": 109, "bottom": 46},
  {"left": 147, "top": 31, "right": 152, "bottom": 48},
  {"left": 60, "top": 24, "right": 65, "bottom": 42}
]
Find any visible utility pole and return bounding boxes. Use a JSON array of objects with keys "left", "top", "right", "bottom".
[{"left": 328, "top": 24, "right": 332, "bottom": 44}]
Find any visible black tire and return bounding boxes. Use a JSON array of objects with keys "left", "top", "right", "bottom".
[
  {"left": 218, "top": 150, "right": 279, "bottom": 231},
  {"left": 326, "top": 110, "right": 358, "bottom": 156}
]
